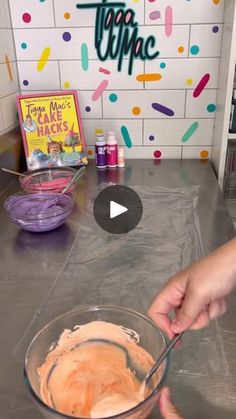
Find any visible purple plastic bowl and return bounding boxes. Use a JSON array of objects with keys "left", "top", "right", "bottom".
[{"left": 4, "top": 192, "right": 75, "bottom": 232}]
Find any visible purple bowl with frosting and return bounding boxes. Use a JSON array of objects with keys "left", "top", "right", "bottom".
[{"left": 4, "top": 192, "right": 75, "bottom": 232}]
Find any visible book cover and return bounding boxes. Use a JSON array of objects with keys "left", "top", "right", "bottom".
[{"left": 17, "top": 91, "right": 88, "bottom": 170}]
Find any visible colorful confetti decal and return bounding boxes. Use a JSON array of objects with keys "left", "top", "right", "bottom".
[
  {"left": 193, "top": 73, "right": 210, "bottom": 98},
  {"left": 109, "top": 93, "right": 118, "bottom": 102},
  {"left": 121, "top": 125, "right": 132, "bottom": 148},
  {"left": 136, "top": 73, "right": 162, "bottom": 82},
  {"left": 22, "top": 12, "right": 31, "bottom": 23},
  {"left": 178, "top": 46, "right": 185, "bottom": 53},
  {"left": 200, "top": 150, "right": 209, "bottom": 159},
  {"left": 99, "top": 67, "right": 111, "bottom": 75},
  {"left": 154, "top": 150, "right": 162, "bottom": 159},
  {"left": 132, "top": 106, "right": 141, "bottom": 115},
  {"left": 37, "top": 47, "right": 51, "bottom": 72},
  {"left": 165, "top": 6, "right": 173, "bottom": 37},
  {"left": 4, "top": 54, "right": 13, "bottom": 81},
  {"left": 186, "top": 78, "right": 193, "bottom": 85},
  {"left": 152, "top": 103, "right": 174, "bottom": 117},
  {"left": 92, "top": 80, "right": 109, "bottom": 101},
  {"left": 81, "top": 43, "right": 89, "bottom": 71},
  {"left": 64, "top": 12, "right": 71, "bottom": 20},
  {"left": 62, "top": 32, "right": 71, "bottom": 42},
  {"left": 190, "top": 45, "right": 200, "bottom": 55},
  {"left": 149, "top": 11, "right": 161, "bottom": 20},
  {"left": 207, "top": 103, "right": 216, "bottom": 113},
  {"left": 182, "top": 122, "right": 199, "bottom": 143}
]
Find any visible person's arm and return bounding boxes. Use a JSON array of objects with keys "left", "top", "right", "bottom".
[{"left": 149, "top": 238, "right": 236, "bottom": 338}]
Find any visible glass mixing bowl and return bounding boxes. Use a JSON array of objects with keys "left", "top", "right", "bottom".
[
  {"left": 4, "top": 192, "right": 75, "bottom": 232},
  {"left": 19, "top": 167, "right": 77, "bottom": 193},
  {"left": 24, "top": 305, "right": 169, "bottom": 419}
]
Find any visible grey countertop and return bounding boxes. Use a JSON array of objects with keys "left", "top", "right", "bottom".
[{"left": 0, "top": 159, "right": 235, "bottom": 419}]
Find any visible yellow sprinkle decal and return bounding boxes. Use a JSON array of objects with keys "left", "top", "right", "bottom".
[{"left": 37, "top": 47, "right": 51, "bottom": 72}]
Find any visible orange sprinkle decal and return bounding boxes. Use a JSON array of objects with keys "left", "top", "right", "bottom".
[
  {"left": 136, "top": 73, "right": 162, "bottom": 82},
  {"left": 4, "top": 54, "right": 13, "bottom": 81}
]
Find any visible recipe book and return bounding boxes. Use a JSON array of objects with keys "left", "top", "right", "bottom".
[{"left": 17, "top": 91, "right": 88, "bottom": 170}]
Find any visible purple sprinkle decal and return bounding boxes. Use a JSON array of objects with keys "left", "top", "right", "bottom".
[{"left": 152, "top": 102, "right": 174, "bottom": 117}]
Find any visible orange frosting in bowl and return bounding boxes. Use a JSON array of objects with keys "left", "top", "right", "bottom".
[{"left": 38, "top": 321, "right": 159, "bottom": 418}]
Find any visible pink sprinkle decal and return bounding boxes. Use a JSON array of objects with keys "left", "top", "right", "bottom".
[
  {"left": 193, "top": 73, "right": 211, "bottom": 98},
  {"left": 165, "top": 6, "right": 173, "bottom": 37},
  {"left": 92, "top": 80, "right": 109, "bottom": 101},
  {"left": 99, "top": 67, "right": 111, "bottom": 75}
]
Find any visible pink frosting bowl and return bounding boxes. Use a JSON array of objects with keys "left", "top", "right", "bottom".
[{"left": 19, "top": 167, "right": 78, "bottom": 194}]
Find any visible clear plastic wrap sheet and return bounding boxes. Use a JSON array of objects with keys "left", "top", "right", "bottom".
[
  {"left": 14, "top": 185, "right": 203, "bottom": 360},
  {"left": 9, "top": 184, "right": 236, "bottom": 419}
]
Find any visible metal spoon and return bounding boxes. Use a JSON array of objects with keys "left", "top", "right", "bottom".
[
  {"left": 140, "top": 332, "right": 184, "bottom": 396},
  {"left": 42, "top": 166, "right": 86, "bottom": 211},
  {"left": 59, "top": 166, "right": 86, "bottom": 196},
  {"left": 1, "top": 168, "right": 27, "bottom": 177}
]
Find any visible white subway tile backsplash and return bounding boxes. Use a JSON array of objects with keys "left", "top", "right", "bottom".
[
  {"left": 103, "top": 90, "right": 185, "bottom": 119},
  {"left": 182, "top": 146, "right": 212, "bottom": 159},
  {"left": 145, "top": 58, "right": 220, "bottom": 90},
  {"left": 190, "top": 25, "right": 222, "bottom": 58},
  {"left": 1, "top": 92, "right": 18, "bottom": 130},
  {"left": 59, "top": 60, "right": 144, "bottom": 91},
  {"left": 0, "top": 0, "right": 11, "bottom": 28},
  {"left": 0, "top": 61, "right": 19, "bottom": 97},
  {"left": 145, "top": 0, "right": 224, "bottom": 25},
  {"left": 124, "top": 146, "right": 182, "bottom": 159},
  {"left": 186, "top": 89, "right": 217, "bottom": 118},
  {"left": 0, "top": 29, "right": 16, "bottom": 64},
  {"left": 54, "top": 0, "right": 145, "bottom": 27},
  {"left": 9, "top": 0, "right": 54, "bottom": 28},
  {"left": 17, "top": 61, "right": 60, "bottom": 91},
  {"left": 82, "top": 119, "right": 143, "bottom": 146},
  {"left": 144, "top": 119, "right": 214, "bottom": 146},
  {"left": 0, "top": 0, "right": 225, "bottom": 157},
  {"left": 140, "top": 25, "right": 189, "bottom": 58}
]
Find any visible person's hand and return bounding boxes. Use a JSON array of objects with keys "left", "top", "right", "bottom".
[
  {"left": 149, "top": 238, "right": 236, "bottom": 338},
  {"left": 159, "top": 387, "right": 183, "bottom": 419}
]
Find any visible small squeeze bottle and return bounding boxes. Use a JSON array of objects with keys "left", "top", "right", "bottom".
[
  {"left": 106, "top": 131, "right": 118, "bottom": 168},
  {"left": 95, "top": 133, "right": 107, "bottom": 169},
  {"left": 118, "top": 146, "right": 125, "bottom": 168}
]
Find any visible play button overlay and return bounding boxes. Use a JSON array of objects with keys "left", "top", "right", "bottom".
[
  {"left": 93, "top": 185, "right": 143, "bottom": 234},
  {"left": 110, "top": 201, "right": 128, "bottom": 219}
]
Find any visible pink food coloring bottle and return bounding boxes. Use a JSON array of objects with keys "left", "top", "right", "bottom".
[{"left": 106, "top": 131, "right": 118, "bottom": 168}]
